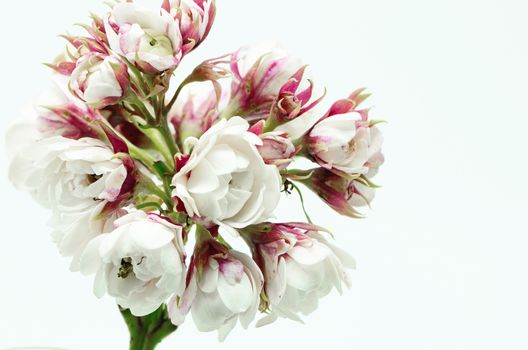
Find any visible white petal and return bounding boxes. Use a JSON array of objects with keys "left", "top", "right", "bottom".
[{"left": 217, "top": 272, "right": 253, "bottom": 314}]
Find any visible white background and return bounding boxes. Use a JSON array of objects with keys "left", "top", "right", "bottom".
[{"left": 1, "top": 0, "right": 527, "bottom": 349}]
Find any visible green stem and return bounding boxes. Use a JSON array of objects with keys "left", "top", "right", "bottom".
[
  {"left": 165, "top": 77, "right": 191, "bottom": 114},
  {"left": 139, "top": 173, "right": 173, "bottom": 209},
  {"left": 289, "top": 181, "right": 313, "bottom": 224},
  {"left": 120, "top": 306, "right": 177, "bottom": 350}
]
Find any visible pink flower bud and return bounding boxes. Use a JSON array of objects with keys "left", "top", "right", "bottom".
[
  {"left": 305, "top": 90, "right": 383, "bottom": 176},
  {"left": 163, "top": 0, "right": 216, "bottom": 54},
  {"left": 257, "top": 133, "right": 298, "bottom": 170},
  {"left": 187, "top": 55, "right": 231, "bottom": 83},
  {"left": 35, "top": 77, "right": 101, "bottom": 139},
  {"left": 299, "top": 168, "right": 381, "bottom": 218},
  {"left": 69, "top": 54, "right": 129, "bottom": 108},
  {"left": 226, "top": 42, "right": 303, "bottom": 120},
  {"left": 270, "top": 66, "right": 324, "bottom": 124}
]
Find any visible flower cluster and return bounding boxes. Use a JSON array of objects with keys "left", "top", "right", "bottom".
[{"left": 7, "top": 0, "right": 384, "bottom": 342}]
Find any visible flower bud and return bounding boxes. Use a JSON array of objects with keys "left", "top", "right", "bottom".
[
  {"left": 69, "top": 54, "right": 129, "bottom": 108},
  {"left": 163, "top": 0, "right": 216, "bottom": 54},
  {"left": 268, "top": 66, "right": 324, "bottom": 126},
  {"left": 299, "top": 168, "right": 381, "bottom": 218},
  {"left": 30, "top": 76, "right": 101, "bottom": 139},
  {"left": 225, "top": 42, "right": 303, "bottom": 120},
  {"left": 257, "top": 132, "right": 298, "bottom": 170}
]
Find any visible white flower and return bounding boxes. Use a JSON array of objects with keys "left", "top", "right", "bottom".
[
  {"left": 7, "top": 130, "right": 131, "bottom": 270},
  {"left": 69, "top": 54, "right": 129, "bottom": 108},
  {"left": 105, "top": 2, "right": 183, "bottom": 73},
  {"left": 171, "top": 117, "right": 281, "bottom": 234},
  {"left": 247, "top": 223, "right": 355, "bottom": 326},
  {"left": 80, "top": 211, "right": 187, "bottom": 316},
  {"left": 169, "top": 239, "right": 263, "bottom": 341},
  {"left": 308, "top": 112, "right": 384, "bottom": 175}
]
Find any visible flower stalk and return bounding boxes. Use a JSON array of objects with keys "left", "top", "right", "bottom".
[{"left": 120, "top": 305, "right": 177, "bottom": 350}]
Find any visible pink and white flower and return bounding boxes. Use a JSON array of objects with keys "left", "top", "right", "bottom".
[
  {"left": 306, "top": 90, "right": 384, "bottom": 176},
  {"left": 244, "top": 222, "right": 355, "bottom": 325},
  {"left": 257, "top": 132, "right": 298, "bottom": 170},
  {"left": 226, "top": 42, "right": 303, "bottom": 119},
  {"left": 169, "top": 237, "right": 263, "bottom": 341},
  {"left": 80, "top": 211, "right": 187, "bottom": 316},
  {"left": 104, "top": 2, "right": 183, "bottom": 73},
  {"left": 162, "top": 0, "right": 216, "bottom": 54},
  {"left": 7, "top": 131, "right": 135, "bottom": 270},
  {"left": 171, "top": 117, "right": 281, "bottom": 234},
  {"left": 69, "top": 54, "right": 129, "bottom": 108}
]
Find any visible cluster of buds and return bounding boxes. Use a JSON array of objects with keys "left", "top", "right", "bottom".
[
  {"left": 7, "top": 0, "right": 384, "bottom": 346},
  {"left": 291, "top": 88, "right": 385, "bottom": 216}
]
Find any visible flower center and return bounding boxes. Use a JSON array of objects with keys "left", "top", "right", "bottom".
[
  {"left": 140, "top": 31, "right": 173, "bottom": 57},
  {"left": 87, "top": 174, "right": 102, "bottom": 184},
  {"left": 117, "top": 256, "right": 146, "bottom": 279},
  {"left": 118, "top": 257, "right": 134, "bottom": 279}
]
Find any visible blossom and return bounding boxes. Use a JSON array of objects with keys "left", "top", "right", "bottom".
[
  {"left": 104, "top": 2, "right": 183, "bottom": 73},
  {"left": 80, "top": 211, "right": 187, "bottom": 316},
  {"left": 226, "top": 42, "right": 302, "bottom": 119},
  {"left": 162, "top": 0, "right": 216, "bottom": 54},
  {"left": 306, "top": 90, "right": 384, "bottom": 176},
  {"left": 257, "top": 132, "right": 298, "bottom": 170},
  {"left": 171, "top": 117, "right": 281, "bottom": 233},
  {"left": 7, "top": 131, "right": 135, "bottom": 269},
  {"left": 169, "top": 236, "right": 263, "bottom": 341},
  {"left": 243, "top": 222, "right": 355, "bottom": 325},
  {"left": 69, "top": 54, "right": 129, "bottom": 108}
]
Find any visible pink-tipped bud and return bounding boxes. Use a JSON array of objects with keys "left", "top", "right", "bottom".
[
  {"left": 226, "top": 43, "right": 303, "bottom": 120},
  {"left": 187, "top": 55, "right": 231, "bottom": 83},
  {"left": 269, "top": 66, "right": 324, "bottom": 125},
  {"left": 69, "top": 54, "right": 129, "bottom": 109},
  {"left": 36, "top": 77, "right": 100, "bottom": 139},
  {"left": 299, "top": 168, "right": 381, "bottom": 218},
  {"left": 257, "top": 133, "right": 298, "bottom": 170}
]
